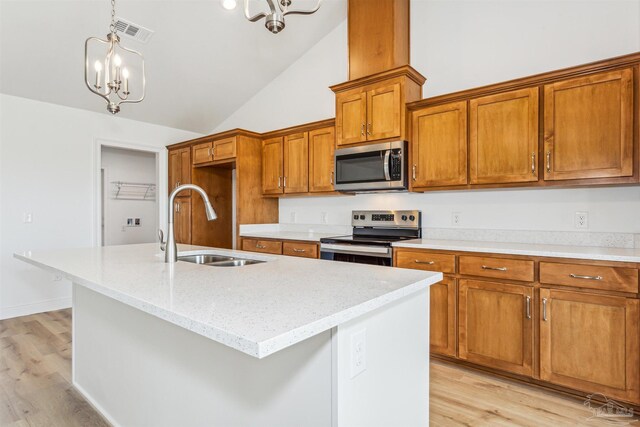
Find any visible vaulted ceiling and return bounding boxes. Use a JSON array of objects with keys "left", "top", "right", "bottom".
[{"left": 0, "top": 0, "right": 347, "bottom": 133}]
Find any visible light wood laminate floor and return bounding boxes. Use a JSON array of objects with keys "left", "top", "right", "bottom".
[{"left": 1, "top": 309, "right": 636, "bottom": 426}]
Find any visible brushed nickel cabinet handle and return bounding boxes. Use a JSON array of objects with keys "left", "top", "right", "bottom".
[
  {"left": 330, "top": 171, "right": 334, "bottom": 185},
  {"left": 367, "top": 123, "right": 372, "bottom": 135},
  {"left": 175, "top": 203, "right": 179, "bottom": 213},
  {"left": 481, "top": 265, "right": 507, "bottom": 271},
  {"left": 531, "top": 152, "right": 536, "bottom": 175},
  {"left": 278, "top": 176, "right": 281, "bottom": 188},
  {"left": 415, "top": 260, "right": 435, "bottom": 265},
  {"left": 293, "top": 248, "right": 307, "bottom": 253},
  {"left": 546, "top": 151, "right": 551, "bottom": 173},
  {"left": 525, "top": 296, "right": 531, "bottom": 319},
  {"left": 256, "top": 244, "right": 266, "bottom": 249},
  {"left": 570, "top": 273, "right": 603, "bottom": 281},
  {"left": 361, "top": 124, "right": 365, "bottom": 136},
  {"left": 208, "top": 148, "right": 211, "bottom": 157},
  {"left": 177, "top": 181, "right": 181, "bottom": 187},
  {"left": 412, "top": 164, "right": 417, "bottom": 181},
  {"left": 542, "top": 298, "right": 548, "bottom": 321},
  {"left": 283, "top": 176, "right": 287, "bottom": 188}
]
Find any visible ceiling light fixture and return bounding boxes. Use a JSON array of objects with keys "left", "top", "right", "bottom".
[
  {"left": 84, "top": 0, "right": 146, "bottom": 114},
  {"left": 244, "top": 0, "right": 322, "bottom": 34},
  {"left": 222, "top": 0, "right": 237, "bottom": 10}
]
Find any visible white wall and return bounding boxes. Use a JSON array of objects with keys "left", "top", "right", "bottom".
[
  {"left": 101, "top": 147, "right": 158, "bottom": 246},
  {"left": 0, "top": 95, "right": 200, "bottom": 319},
  {"left": 214, "top": 0, "right": 640, "bottom": 234}
]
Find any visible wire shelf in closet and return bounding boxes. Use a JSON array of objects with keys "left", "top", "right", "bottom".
[{"left": 111, "top": 181, "right": 157, "bottom": 201}]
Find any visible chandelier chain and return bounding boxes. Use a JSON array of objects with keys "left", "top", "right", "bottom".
[{"left": 109, "top": 0, "right": 117, "bottom": 35}]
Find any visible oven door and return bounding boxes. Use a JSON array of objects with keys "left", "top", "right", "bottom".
[
  {"left": 320, "top": 243, "right": 392, "bottom": 266},
  {"left": 334, "top": 141, "right": 406, "bottom": 191}
]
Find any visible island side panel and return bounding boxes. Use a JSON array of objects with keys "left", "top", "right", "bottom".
[
  {"left": 333, "top": 289, "right": 430, "bottom": 427},
  {"left": 72, "top": 284, "right": 333, "bottom": 427}
]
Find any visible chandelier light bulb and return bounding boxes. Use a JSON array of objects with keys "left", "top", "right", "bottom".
[
  {"left": 94, "top": 60, "right": 103, "bottom": 72},
  {"left": 222, "top": 0, "right": 237, "bottom": 10},
  {"left": 122, "top": 68, "right": 129, "bottom": 79},
  {"left": 113, "top": 54, "right": 122, "bottom": 67}
]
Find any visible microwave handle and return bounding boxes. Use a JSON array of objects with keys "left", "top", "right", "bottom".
[{"left": 383, "top": 150, "right": 391, "bottom": 181}]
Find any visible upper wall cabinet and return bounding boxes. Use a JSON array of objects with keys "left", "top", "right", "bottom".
[
  {"left": 283, "top": 132, "right": 309, "bottom": 194},
  {"left": 543, "top": 68, "right": 634, "bottom": 181},
  {"left": 168, "top": 147, "right": 191, "bottom": 197},
  {"left": 192, "top": 137, "right": 237, "bottom": 166},
  {"left": 309, "top": 127, "right": 336, "bottom": 193},
  {"left": 262, "top": 137, "right": 284, "bottom": 195},
  {"left": 469, "top": 88, "right": 539, "bottom": 185},
  {"left": 411, "top": 101, "right": 468, "bottom": 189},
  {"left": 331, "top": 66, "right": 425, "bottom": 147}
]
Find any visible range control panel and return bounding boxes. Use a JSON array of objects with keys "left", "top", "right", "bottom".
[{"left": 351, "top": 210, "right": 421, "bottom": 229}]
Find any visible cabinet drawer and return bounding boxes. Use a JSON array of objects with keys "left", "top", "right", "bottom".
[
  {"left": 192, "top": 142, "right": 213, "bottom": 165},
  {"left": 241, "top": 238, "right": 282, "bottom": 255},
  {"left": 540, "top": 262, "right": 639, "bottom": 293},
  {"left": 283, "top": 241, "right": 318, "bottom": 259},
  {"left": 213, "top": 137, "right": 236, "bottom": 161},
  {"left": 459, "top": 256, "right": 534, "bottom": 282},
  {"left": 395, "top": 250, "right": 456, "bottom": 274}
]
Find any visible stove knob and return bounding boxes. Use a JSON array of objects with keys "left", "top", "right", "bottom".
[
  {"left": 401, "top": 215, "right": 408, "bottom": 221},
  {"left": 353, "top": 215, "right": 358, "bottom": 220},
  {"left": 359, "top": 215, "right": 365, "bottom": 220},
  {"left": 409, "top": 215, "right": 416, "bottom": 221}
]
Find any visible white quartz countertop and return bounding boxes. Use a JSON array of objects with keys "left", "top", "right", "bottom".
[
  {"left": 15, "top": 244, "right": 440, "bottom": 358},
  {"left": 239, "top": 230, "right": 340, "bottom": 242},
  {"left": 393, "top": 239, "right": 640, "bottom": 263}
]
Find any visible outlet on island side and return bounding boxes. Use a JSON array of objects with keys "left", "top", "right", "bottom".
[
  {"left": 350, "top": 329, "right": 367, "bottom": 379},
  {"left": 575, "top": 211, "right": 589, "bottom": 229}
]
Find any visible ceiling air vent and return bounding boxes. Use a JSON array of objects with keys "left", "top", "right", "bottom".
[{"left": 114, "top": 17, "right": 154, "bottom": 44}]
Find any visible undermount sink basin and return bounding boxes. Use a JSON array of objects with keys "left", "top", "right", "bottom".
[{"left": 178, "top": 254, "right": 265, "bottom": 267}]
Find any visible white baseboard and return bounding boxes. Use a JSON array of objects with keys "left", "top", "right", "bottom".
[
  {"left": 0, "top": 296, "right": 72, "bottom": 320},
  {"left": 73, "top": 380, "right": 120, "bottom": 427}
]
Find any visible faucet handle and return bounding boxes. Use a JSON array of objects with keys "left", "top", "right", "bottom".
[{"left": 158, "top": 229, "right": 166, "bottom": 252}]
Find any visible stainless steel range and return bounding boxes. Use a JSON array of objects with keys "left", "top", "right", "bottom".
[{"left": 320, "top": 210, "right": 421, "bottom": 266}]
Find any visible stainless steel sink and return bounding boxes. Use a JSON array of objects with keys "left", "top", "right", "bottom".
[{"left": 178, "top": 254, "right": 265, "bottom": 267}]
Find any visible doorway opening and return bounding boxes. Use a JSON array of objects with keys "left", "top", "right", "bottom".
[{"left": 100, "top": 145, "right": 159, "bottom": 246}]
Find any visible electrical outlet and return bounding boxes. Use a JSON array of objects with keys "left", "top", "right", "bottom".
[
  {"left": 350, "top": 329, "right": 367, "bottom": 379},
  {"left": 452, "top": 212, "right": 462, "bottom": 226},
  {"left": 290, "top": 212, "right": 297, "bottom": 223},
  {"left": 321, "top": 212, "right": 328, "bottom": 224},
  {"left": 575, "top": 211, "right": 589, "bottom": 229},
  {"left": 23, "top": 212, "right": 33, "bottom": 223}
]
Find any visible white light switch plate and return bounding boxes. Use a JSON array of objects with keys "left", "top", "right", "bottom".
[{"left": 350, "top": 329, "right": 367, "bottom": 379}]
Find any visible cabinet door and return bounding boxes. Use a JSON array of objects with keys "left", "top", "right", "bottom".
[
  {"left": 262, "top": 137, "right": 283, "bottom": 195},
  {"left": 192, "top": 142, "right": 213, "bottom": 165},
  {"left": 309, "top": 127, "right": 336, "bottom": 193},
  {"left": 336, "top": 90, "right": 367, "bottom": 146},
  {"left": 168, "top": 150, "right": 181, "bottom": 194},
  {"left": 430, "top": 277, "right": 457, "bottom": 357},
  {"left": 213, "top": 137, "right": 237, "bottom": 161},
  {"left": 174, "top": 198, "right": 191, "bottom": 244},
  {"left": 283, "top": 132, "right": 309, "bottom": 194},
  {"left": 367, "top": 83, "right": 401, "bottom": 141},
  {"left": 539, "top": 289, "right": 639, "bottom": 403},
  {"left": 469, "top": 88, "right": 539, "bottom": 184},
  {"left": 458, "top": 280, "right": 533, "bottom": 376},
  {"left": 412, "top": 101, "right": 468, "bottom": 188},
  {"left": 544, "top": 68, "right": 633, "bottom": 181}
]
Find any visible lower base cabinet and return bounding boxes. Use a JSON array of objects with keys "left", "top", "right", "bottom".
[
  {"left": 174, "top": 198, "right": 191, "bottom": 244},
  {"left": 429, "top": 277, "right": 457, "bottom": 357},
  {"left": 241, "top": 238, "right": 319, "bottom": 259},
  {"left": 394, "top": 247, "right": 640, "bottom": 405},
  {"left": 539, "top": 288, "right": 640, "bottom": 403},
  {"left": 458, "top": 280, "right": 533, "bottom": 377}
]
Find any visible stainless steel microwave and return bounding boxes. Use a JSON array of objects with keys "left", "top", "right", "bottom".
[{"left": 334, "top": 140, "right": 407, "bottom": 192}]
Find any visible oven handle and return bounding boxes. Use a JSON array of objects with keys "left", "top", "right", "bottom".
[
  {"left": 321, "top": 243, "right": 392, "bottom": 258},
  {"left": 383, "top": 150, "right": 391, "bottom": 181}
]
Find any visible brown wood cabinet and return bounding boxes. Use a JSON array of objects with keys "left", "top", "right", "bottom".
[
  {"left": 262, "top": 137, "right": 284, "bottom": 195},
  {"left": 213, "top": 137, "right": 237, "bottom": 161},
  {"left": 168, "top": 147, "right": 191, "bottom": 196},
  {"left": 309, "top": 127, "right": 336, "bottom": 193},
  {"left": 332, "top": 66, "right": 425, "bottom": 147},
  {"left": 173, "top": 198, "right": 191, "bottom": 244},
  {"left": 539, "top": 288, "right": 640, "bottom": 403},
  {"left": 543, "top": 68, "right": 634, "bottom": 181},
  {"left": 283, "top": 132, "right": 309, "bottom": 194},
  {"left": 411, "top": 101, "right": 468, "bottom": 188},
  {"left": 241, "top": 237, "right": 319, "bottom": 259},
  {"left": 458, "top": 279, "right": 534, "bottom": 377},
  {"left": 192, "top": 141, "right": 213, "bottom": 165},
  {"left": 241, "top": 238, "right": 282, "bottom": 255},
  {"left": 282, "top": 241, "right": 319, "bottom": 259},
  {"left": 430, "top": 277, "right": 457, "bottom": 357},
  {"left": 469, "top": 88, "right": 539, "bottom": 184}
]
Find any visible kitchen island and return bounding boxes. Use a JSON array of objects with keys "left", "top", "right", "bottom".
[{"left": 15, "top": 243, "right": 441, "bottom": 427}]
